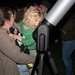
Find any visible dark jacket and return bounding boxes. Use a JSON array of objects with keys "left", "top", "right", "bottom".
[{"left": 61, "top": 13, "right": 75, "bottom": 41}]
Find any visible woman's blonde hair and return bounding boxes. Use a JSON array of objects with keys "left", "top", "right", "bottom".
[{"left": 23, "top": 6, "right": 46, "bottom": 28}]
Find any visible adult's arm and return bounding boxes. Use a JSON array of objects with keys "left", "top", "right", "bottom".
[{"left": 0, "top": 29, "right": 35, "bottom": 64}]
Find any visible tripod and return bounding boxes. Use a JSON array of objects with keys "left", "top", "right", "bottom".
[{"left": 31, "top": 21, "right": 59, "bottom": 75}]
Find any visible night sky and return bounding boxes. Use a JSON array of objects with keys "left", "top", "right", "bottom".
[
  {"left": 0, "top": 0, "right": 57, "bottom": 8},
  {"left": 0, "top": 0, "right": 42, "bottom": 8}
]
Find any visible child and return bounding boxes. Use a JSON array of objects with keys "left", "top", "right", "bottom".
[
  {"left": 9, "top": 24, "right": 30, "bottom": 54},
  {"left": 19, "top": 6, "right": 46, "bottom": 51}
]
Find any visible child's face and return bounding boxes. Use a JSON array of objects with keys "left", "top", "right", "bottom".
[{"left": 24, "top": 12, "right": 43, "bottom": 28}]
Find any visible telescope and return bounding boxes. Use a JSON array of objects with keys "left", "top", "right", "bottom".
[{"left": 31, "top": 0, "right": 75, "bottom": 75}]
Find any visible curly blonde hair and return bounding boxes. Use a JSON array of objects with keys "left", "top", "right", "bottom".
[{"left": 23, "top": 6, "right": 45, "bottom": 29}]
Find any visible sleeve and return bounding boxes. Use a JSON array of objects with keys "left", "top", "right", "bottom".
[
  {"left": 21, "top": 34, "right": 35, "bottom": 46},
  {"left": 0, "top": 31, "right": 35, "bottom": 64}
]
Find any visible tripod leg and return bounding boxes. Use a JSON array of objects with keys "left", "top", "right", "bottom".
[
  {"left": 37, "top": 54, "right": 44, "bottom": 75},
  {"left": 31, "top": 54, "right": 40, "bottom": 75},
  {"left": 47, "top": 52, "right": 59, "bottom": 75}
]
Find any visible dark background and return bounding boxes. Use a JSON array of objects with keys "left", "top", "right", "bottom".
[
  {"left": 0, "top": 0, "right": 75, "bottom": 75},
  {"left": 0, "top": 0, "right": 57, "bottom": 9}
]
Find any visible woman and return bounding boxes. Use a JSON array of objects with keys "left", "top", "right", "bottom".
[{"left": 0, "top": 8, "right": 35, "bottom": 75}]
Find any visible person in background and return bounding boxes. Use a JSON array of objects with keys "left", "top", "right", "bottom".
[
  {"left": 60, "top": 6, "right": 75, "bottom": 75},
  {"left": 0, "top": 8, "right": 35, "bottom": 75}
]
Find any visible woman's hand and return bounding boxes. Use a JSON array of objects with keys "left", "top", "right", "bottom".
[{"left": 9, "top": 34, "right": 22, "bottom": 41}]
